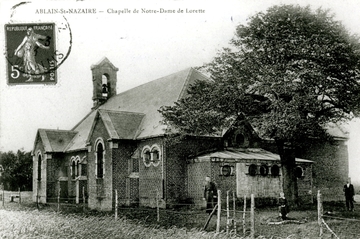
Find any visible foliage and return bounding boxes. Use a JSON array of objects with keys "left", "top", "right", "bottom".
[
  {"left": 0, "top": 149, "right": 32, "bottom": 191},
  {"left": 228, "top": 5, "right": 360, "bottom": 142},
  {"left": 159, "top": 4, "right": 360, "bottom": 205},
  {"left": 161, "top": 4, "right": 360, "bottom": 143}
]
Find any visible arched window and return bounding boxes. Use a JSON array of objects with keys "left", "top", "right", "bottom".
[
  {"left": 151, "top": 146, "right": 161, "bottom": 167},
  {"left": 142, "top": 144, "right": 162, "bottom": 167},
  {"left": 80, "top": 156, "right": 87, "bottom": 176},
  {"left": 96, "top": 141, "right": 105, "bottom": 178},
  {"left": 70, "top": 156, "right": 81, "bottom": 179},
  {"left": 221, "top": 165, "right": 233, "bottom": 177},
  {"left": 71, "top": 160, "right": 76, "bottom": 179},
  {"left": 37, "top": 153, "right": 42, "bottom": 181},
  {"left": 248, "top": 164, "right": 257, "bottom": 176},
  {"left": 102, "top": 74, "right": 109, "bottom": 97},
  {"left": 142, "top": 146, "right": 151, "bottom": 167}
]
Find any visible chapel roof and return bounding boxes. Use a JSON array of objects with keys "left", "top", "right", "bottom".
[
  {"left": 64, "top": 67, "right": 208, "bottom": 152},
  {"left": 191, "top": 148, "right": 313, "bottom": 164},
  {"left": 35, "top": 61, "right": 349, "bottom": 153},
  {"left": 35, "top": 129, "right": 77, "bottom": 153},
  {"left": 94, "top": 110, "right": 145, "bottom": 140}
]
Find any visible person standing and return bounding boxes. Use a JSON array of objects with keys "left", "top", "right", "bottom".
[
  {"left": 343, "top": 180, "right": 355, "bottom": 211},
  {"left": 278, "top": 192, "right": 289, "bottom": 220},
  {"left": 203, "top": 176, "right": 217, "bottom": 214}
]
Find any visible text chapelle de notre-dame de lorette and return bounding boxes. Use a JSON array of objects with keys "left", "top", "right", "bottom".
[{"left": 35, "top": 7, "right": 205, "bottom": 15}]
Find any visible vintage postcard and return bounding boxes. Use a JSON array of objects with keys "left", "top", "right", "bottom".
[{"left": 1, "top": 0, "right": 360, "bottom": 238}]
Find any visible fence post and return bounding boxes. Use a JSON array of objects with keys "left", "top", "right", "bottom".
[
  {"left": 317, "top": 190, "right": 323, "bottom": 237},
  {"left": 18, "top": 188, "right": 21, "bottom": 204},
  {"left": 36, "top": 183, "right": 39, "bottom": 210},
  {"left": 82, "top": 186, "right": 85, "bottom": 211},
  {"left": 57, "top": 186, "right": 61, "bottom": 212},
  {"left": 2, "top": 186, "right": 4, "bottom": 207},
  {"left": 250, "top": 194, "right": 255, "bottom": 239},
  {"left": 156, "top": 190, "right": 160, "bottom": 222},
  {"left": 233, "top": 191, "right": 237, "bottom": 234},
  {"left": 115, "top": 189, "right": 118, "bottom": 221},
  {"left": 243, "top": 195, "right": 246, "bottom": 236},
  {"left": 226, "top": 191, "right": 230, "bottom": 234},
  {"left": 216, "top": 190, "right": 221, "bottom": 233}
]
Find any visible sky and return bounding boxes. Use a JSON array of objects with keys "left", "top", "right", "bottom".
[{"left": 1, "top": 0, "right": 360, "bottom": 183}]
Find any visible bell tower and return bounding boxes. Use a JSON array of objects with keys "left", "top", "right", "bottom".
[{"left": 91, "top": 57, "right": 119, "bottom": 109}]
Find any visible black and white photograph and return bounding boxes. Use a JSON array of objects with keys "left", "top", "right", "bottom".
[{"left": 1, "top": 0, "right": 360, "bottom": 238}]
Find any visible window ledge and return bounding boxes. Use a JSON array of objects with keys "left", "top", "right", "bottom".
[
  {"left": 129, "top": 172, "right": 139, "bottom": 178},
  {"left": 58, "top": 177, "right": 68, "bottom": 181}
]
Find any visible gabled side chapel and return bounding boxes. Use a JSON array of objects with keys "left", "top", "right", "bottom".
[{"left": 32, "top": 58, "right": 349, "bottom": 211}]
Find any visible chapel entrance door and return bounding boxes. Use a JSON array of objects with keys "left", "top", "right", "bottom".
[
  {"left": 129, "top": 157, "right": 139, "bottom": 206},
  {"left": 60, "top": 181, "right": 68, "bottom": 202}
]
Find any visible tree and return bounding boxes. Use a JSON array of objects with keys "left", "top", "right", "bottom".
[
  {"left": 159, "top": 5, "right": 360, "bottom": 205},
  {"left": 0, "top": 150, "right": 33, "bottom": 191}
]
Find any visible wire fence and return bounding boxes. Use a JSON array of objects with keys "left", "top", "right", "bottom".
[
  {"left": 4, "top": 187, "right": 358, "bottom": 238},
  {"left": 316, "top": 190, "right": 356, "bottom": 239}
]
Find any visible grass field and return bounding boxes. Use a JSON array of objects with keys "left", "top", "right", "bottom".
[{"left": 0, "top": 191, "right": 359, "bottom": 238}]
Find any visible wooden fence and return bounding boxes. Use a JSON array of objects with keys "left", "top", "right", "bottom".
[{"left": 146, "top": 189, "right": 256, "bottom": 238}]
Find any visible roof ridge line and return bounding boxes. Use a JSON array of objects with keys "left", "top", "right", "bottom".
[
  {"left": 39, "top": 130, "right": 53, "bottom": 152},
  {"left": 99, "top": 109, "right": 145, "bottom": 116},
  {"left": 99, "top": 110, "right": 120, "bottom": 139},
  {"left": 177, "top": 67, "right": 194, "bottom": 101},
  {"left": 133, "top": 114, "right": 146, "bottom": 140},
  {"left": 111, "top": 67, "right": 194, "bottom": 100},
  {"left": 38, "top": 128, "right": 76, "bottom": 133},
  {"left": 71, "top": 110, "right": 96, "bottom": 131}
]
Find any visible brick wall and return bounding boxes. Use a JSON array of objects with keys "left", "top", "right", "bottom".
[
  {"left": 212, "top": 162, "right": 237, "bottom": 195},
  {"left": 62, "top": 152, "right": 87, "bottom": 203},
  {"left": 112, "top": 140, "right": 137, "bottom": 207},
  {"left": 262, "top": 138, "right": 348, "bottom": 202},
  {"left": 46, "top": 153, "right": 56, "bottom": 202},
  {"left": 187, "top": 161, "right": 211, "bottom": 207},
  {"left": 297, "top": 163, "right": 313, "bottom": 203},
  {"left": 166, "top": 136, "right": 222, "bottom": 207},
  {"left": 87, "top": 118, "right": 113, "bottom": 211},
  {"left": 138, "top": 138, "right": 165, "bottom": 208},
  {"left": 297, "top": 139, "right": 348, "bottom": 201},
  {"left": 235, "top": 162, "right": 282, "bottom": 198},
  {"left": 33, "top": 138, "right": 46, "bottom": 203},
  {"left": 187, "top": 160, "right": 313, "bottom": 207}
]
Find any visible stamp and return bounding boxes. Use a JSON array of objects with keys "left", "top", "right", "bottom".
[
  {"left": 5, "top": 20, "right": 72, "bottom": 85},
  {"left": 5, "top": 23, "right": 57, "bottom": 84}
]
